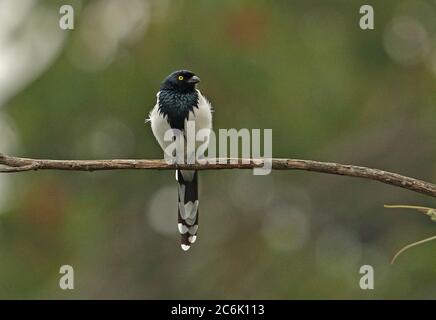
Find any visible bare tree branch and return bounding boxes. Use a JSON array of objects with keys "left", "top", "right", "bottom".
[{"left": 1, "top": 153, "right": 435, "bottom": 197}]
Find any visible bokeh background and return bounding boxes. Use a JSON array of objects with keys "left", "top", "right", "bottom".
[{"left": 0, "top": 0, "right": 435, "bottom": 299}]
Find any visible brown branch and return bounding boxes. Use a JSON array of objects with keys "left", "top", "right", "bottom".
[{"left": 1, "top": 153, "right": 435, "bottom": 197}]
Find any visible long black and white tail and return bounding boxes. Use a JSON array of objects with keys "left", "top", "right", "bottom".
[{"left": 176, "top": 169, "right": 199, "bottom": 251}]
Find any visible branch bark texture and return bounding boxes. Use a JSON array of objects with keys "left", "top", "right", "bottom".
[{"left": 1, "top": 153, "right": 435, "bottom": 197}]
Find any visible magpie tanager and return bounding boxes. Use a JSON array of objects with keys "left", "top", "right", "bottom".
[{"left": 147, "top": 70, "right": 213, "bottom": 251}]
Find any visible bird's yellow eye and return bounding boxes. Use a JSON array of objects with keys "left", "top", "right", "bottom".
[{"left": 178, "top": 75, "right": 184, "bottom": 81}]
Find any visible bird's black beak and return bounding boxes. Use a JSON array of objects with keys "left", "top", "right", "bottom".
[{"left": 188, "top": 75, "right": 200, "bottom": 84}]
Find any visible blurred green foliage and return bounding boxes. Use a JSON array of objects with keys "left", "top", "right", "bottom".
[{"left": 0, "top": 0, "right": 435, "bottom": 299}]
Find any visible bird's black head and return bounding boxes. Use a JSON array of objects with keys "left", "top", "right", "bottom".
[{"left": 160, "top": 70, "right": 200, "bottom": 93}]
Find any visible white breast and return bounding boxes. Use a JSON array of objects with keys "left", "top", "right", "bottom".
[{"left": 148, "top": 90, "right": 213, "bottom": 157}]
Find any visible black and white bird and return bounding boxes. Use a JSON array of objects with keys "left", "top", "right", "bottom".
[{"left": 147, "top": 70, "right": 213, "bottom": 251}]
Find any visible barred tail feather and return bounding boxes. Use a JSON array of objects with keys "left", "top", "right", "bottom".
[{"left": 176, "top": 169, "right": 199, "bottom": 251}]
